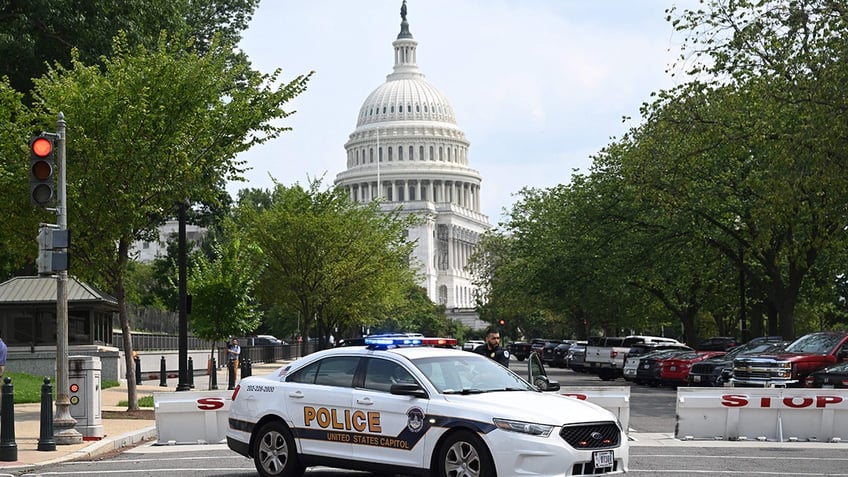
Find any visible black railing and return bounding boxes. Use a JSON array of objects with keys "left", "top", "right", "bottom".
[
  {"left": 217, "top": 343, "right": 317, "bottom": 365},
  {"left": 112, "top": 331, "right": 214, "bottom": 351}
]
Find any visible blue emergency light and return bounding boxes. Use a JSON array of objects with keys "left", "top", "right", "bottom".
[{"left": 364, "top": 336, "right": 457, "bottom": 350}]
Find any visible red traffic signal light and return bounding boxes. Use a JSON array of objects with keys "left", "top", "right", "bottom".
[
  {"left": 498, "top": 319, "right": 505, "bottom": 326},
  {"left": 29, "top": 134, "right": 55, "bottom": 207}
]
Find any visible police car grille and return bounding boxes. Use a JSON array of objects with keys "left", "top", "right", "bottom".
[
  {"left": 560, "top": 422, "right": 620, "bottom": 449},
  {"left": 572, "top": 460, "right": 619, "bottom": 475}
]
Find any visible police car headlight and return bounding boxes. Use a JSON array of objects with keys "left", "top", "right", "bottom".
[{"left": 492, "top": 418, "right": 553, "bottom": 437}]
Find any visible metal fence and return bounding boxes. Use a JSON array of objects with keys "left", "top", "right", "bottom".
[
  {"left": 216, "top": 343, "right": 317, "bottom": 365},
  {"left": 112, "top": 330, "right": 319, "bottom": 364},
  {"left": 112, "top": 331, "right": 215, "bottom": 351}
]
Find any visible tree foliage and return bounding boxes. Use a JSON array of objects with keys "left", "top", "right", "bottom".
[
  {"left": 188, "top": 229, "right": 263, "bottom": 352},
  {"left": 237, "top": 180, "right": 423, "bottom": 348},
  {"left": 474, "top": 0, "right": 848, "bottom": 342},
  {"left": 0, "top": 0, "right": 260, "bottom": 97},
  {"left": 26, "top": 30, "right": 309, "bottom": 408}
]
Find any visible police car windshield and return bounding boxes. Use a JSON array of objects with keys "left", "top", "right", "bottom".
[{"left": 411, "top": 355, "right": 534, "bottom": 394}]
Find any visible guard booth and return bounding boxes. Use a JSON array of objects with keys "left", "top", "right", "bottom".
[{"left": 69, "top": 355, "right": 104, "bottom": 439}]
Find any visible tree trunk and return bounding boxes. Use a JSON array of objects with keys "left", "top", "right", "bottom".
[
  {"left": 115, "top": 239, "right": 139, "bottom": 411},
  {"left": 117, "top": 284, "right": 139, "bottom": 411}
]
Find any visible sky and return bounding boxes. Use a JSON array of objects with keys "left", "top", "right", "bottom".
[{"left": 230, "top": 0, "right": 701, "bottom": 225}]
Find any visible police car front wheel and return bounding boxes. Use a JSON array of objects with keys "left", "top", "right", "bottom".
[
  {"left": 253, "top": 421, "right": 304, "bottom": 477},
  {"left": 436, "top": 430, "right": 494, "bottom": 477}
]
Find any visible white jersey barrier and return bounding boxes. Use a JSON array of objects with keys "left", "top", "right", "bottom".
[
  {"left": 154, "top": 391, "right": 232, "bottom": 445},
  {"left": 676, "top": 387, "right": 848, "bottom": 442},
  {"left": 557, "top": 386, "right": 630, "bottom": 433}
]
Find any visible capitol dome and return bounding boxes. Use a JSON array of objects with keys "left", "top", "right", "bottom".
[
  {"left": 356, "top": 77, "right": 458, "bottom": 127},
  {"left": 334, "top": 1, "right": 490, "bottom": 322}
]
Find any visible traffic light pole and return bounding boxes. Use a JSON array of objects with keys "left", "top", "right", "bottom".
[{"left": 53, "top": 112, "right": 82, "bottom": 445}]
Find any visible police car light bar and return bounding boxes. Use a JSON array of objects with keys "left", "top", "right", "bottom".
[{"left": 364, "top": 336, "right": 457, "bottom": 349}]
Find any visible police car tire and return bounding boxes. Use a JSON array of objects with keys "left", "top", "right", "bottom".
[
  {"left": 252, "top": 421, "right": 304, "bottom": 477},
  {"left": 436, "top": 430, "right": 494, "bottom": 477}
]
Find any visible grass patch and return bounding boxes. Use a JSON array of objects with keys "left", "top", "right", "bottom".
[
  {"left": 118, "top": 395, "right": 154, "bottom": 408},
  {"left": 5, "top": 372, "right": 55, "bottom": 404},
  {"left": 3, "top": 374, "right": 122, "bottom": 404}
]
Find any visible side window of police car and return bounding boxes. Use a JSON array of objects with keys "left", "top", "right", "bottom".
[
  {"left": 363, "top": 358, "right": 416, "bottom": 392},
  {"left": 288, "top": 357, "right": 360, "bottom": 387}
]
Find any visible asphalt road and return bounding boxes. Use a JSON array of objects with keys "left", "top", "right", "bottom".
[{"left": 8, "top": 360, "right": 848, "bottom": 476}]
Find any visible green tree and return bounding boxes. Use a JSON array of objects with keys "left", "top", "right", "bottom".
[
  {"left": 188, "top": 230, "right": 262, "bottom": 357},
  {"left": 0, "top": 79, "right": 39, "bottom": 279},
  {"left": 30, "top": 33, "right": 310, "bottom": 409},
  {"left": 0, "top": 0, "right": 259, "bottom": 97},
  {"left": 239, "top": 179, "right": 420, "bottom": 350}
]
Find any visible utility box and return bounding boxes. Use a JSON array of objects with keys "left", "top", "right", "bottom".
[{"left": 68, "top": 355, "right": 104, "bottom": 439}]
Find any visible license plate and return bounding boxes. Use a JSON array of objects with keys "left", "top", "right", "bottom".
[
  {"left": 669, "top": 366, "right": 677, "bottom": 371},
  {"left": 823, "top": 384, "right": 834, "bottom": 389},
  {"left": 593, "top": 450, "right": 614, "bottom": 469},
  {"left": 693, "top": 375, "right": 701, "bottom": 382},
  {"left": 642, "top": 364, "right": 649, "bottom": 369}
]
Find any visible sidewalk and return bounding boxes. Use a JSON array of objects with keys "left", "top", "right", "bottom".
[{"left": 0, "top": 361, "right": 286, "bottom": 470}]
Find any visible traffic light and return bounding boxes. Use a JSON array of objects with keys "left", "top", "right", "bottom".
[
  {"left": 29, "top": 134, "right": 55, "bottom": 207},
  {"left": 498, "top": 319, "right": 505, "bottom": 326}
]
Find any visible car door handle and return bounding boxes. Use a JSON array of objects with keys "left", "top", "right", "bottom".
[
  {"left": 356, "top": 397, "right": 374, "bottom": 405},
  {"left": 288, "top": 390, "right": 304, "bottom": 399}
]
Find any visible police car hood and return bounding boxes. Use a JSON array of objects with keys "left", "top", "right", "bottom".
[{"left": 441, "top": 390, "right": 616, "bottom": 425}]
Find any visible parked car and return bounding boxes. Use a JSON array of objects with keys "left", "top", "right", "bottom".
[
  {"left": 541, "top": 340, "right": 567, "bottom": 365},
  {"left": 623, "top": 349, "right": 670, "bottom": 383},
  {"left": 732, "top": 331, "right": 848, "bottom": 387},
  {"left": 696, "top": 337, "right": 740, "bottom": 351},
  {"left": 688, "top": 338, "right": 786, "bottom": 386},
  {"left": 804, "top": 361, "right": 848, "bottom": 388},
  {"left": 567, "top": 342, "right": 588, "bottom": 373},
  {"left": 248, "top": 335, "right": 283, "bottom": 346},
  {"left": 508, "top": 341, "right": 532, "bottom": 361},
  {"left": 634, "top": 349, "right": 691, "bottom": 386},
  {"left": 530, "top": 338, "right": 557, "bottom": 358},
  {"left": 462, "top": 339, "right": 485, "bottom": 352},
  {"left": 551, "top": 341, "right": 576, "bottom": 368},
  {"left": 660, "top": 351, "right": 726, "bottom": 387}
]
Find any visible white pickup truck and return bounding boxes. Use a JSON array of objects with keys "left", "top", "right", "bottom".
[{"left": 584, "top": 335, "right": 684, "bottom": 380}]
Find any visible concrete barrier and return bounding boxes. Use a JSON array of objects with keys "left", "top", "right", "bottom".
[
  {"left": 153, "top": 391, "right": 231, "bottom": 444},
  {"left": 676, "top": 387, "right": 848, "bottom": 442},
  {"left": 557, "top": 386, "right": 630, "bottom": 432}
]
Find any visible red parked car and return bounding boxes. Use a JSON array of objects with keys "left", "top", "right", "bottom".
[{"left": 660, "top": 350, "right": 726, "bottom": 386}]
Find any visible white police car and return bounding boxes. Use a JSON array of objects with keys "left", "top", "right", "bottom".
[{"left": 227, "top": 336, "right": 628, "bottom": 476}]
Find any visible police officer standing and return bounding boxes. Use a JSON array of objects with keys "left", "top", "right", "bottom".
[{"left": 473, "top": 328, "right": 510, "bottom": 367}]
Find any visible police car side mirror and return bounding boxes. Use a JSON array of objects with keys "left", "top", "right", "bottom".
[
  {"left": 533, "top": 376, "right": 561, "bottom": 392},
  {"left": 390, "top": 383, "right": 428, "bottom": 399}
]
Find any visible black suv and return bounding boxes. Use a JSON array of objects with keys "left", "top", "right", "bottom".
[
  {"left": 551, "top": 341, "right": 575, "bottom": 368},
  {"left": 688, "top": 336, "right": 786, "bottom": 386},
  {"left": 697, "top": 337, "right": 740, "bottom": 351}
]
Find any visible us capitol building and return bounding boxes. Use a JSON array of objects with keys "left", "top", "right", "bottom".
[{"left": 334, "top": 2, "right": 490, "bottom": 328}]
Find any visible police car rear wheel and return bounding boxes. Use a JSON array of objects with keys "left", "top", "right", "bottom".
[
  {"left": 253, "top": 421, "right": 303, "bottom": 477},
  {"left": 437, "top": 430, "right": 494, "bottom": 477}
]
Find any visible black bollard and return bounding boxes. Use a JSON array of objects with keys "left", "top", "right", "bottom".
[
  {"left": 188, "top": 357, "right": 195, "bottom": 388},
  {"left": 134, "top": 354, "right": 142, "bottom": 385},
  {"left": 159, "top": 356, "right": 168, "bottom": 387},
  {"left": 227, "top": 360, "right": 236, "bottom": 390},
  {"left": 37, "top": 377, "right": 56, "bottom": 451},
  {"left": 210, "top": 356, "right": 218, "bottom": 390},
  {"left": 0, "top": 377, "right": 17, "bottom": 461},
  {"left": 241, "top": 358, "right": 252, "bottom": 379}
]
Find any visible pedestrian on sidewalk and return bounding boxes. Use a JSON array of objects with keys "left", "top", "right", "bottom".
[{"left": 227, "top": 338, "right": 240, "bottom": 379}]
